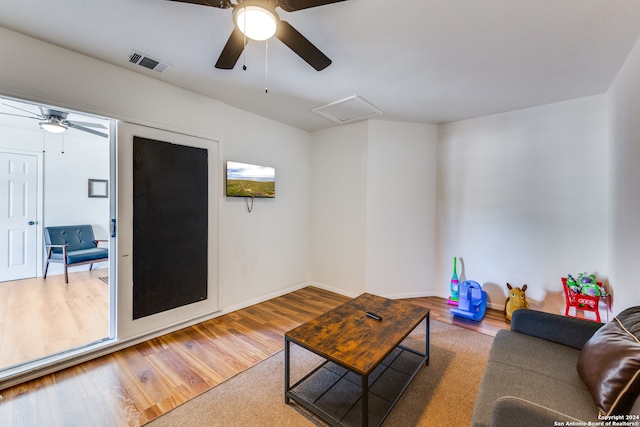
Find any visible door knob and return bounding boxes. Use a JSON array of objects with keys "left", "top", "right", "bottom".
[{"left": 28, "top": 221, "right": 35, "bottom": 225}]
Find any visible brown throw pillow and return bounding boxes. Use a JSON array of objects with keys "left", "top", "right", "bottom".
[{"left": 577, "top": 309, "right": 640, "bottom": 416}]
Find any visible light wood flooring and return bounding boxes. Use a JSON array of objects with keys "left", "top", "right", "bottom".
[
  {"left": 0, "top": 269, "right": 110, "bottom": 370},
  {"left": 403, "top": 295, "right": 508, "bottom": 337},
  {"left": 0, "top": 286, "right": 508, "bottom": 427}
]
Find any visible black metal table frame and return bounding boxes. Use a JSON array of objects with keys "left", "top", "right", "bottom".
[{"left": 284, "top": 314, "right": 429, "bottom": 427}]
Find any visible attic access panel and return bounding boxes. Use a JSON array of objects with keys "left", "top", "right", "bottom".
[
  {"left": 132, "top": 136, "right": 208, "bottom": 319},
  {"left": 312, "top": 95, "right": 382, "bottom": 124}
]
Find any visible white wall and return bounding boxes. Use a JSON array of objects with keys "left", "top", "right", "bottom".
[
  {"left": 0, "top": 27, "right": 312, "bottom": 344},
  {"left": 607, "top": 35, "right": 640, "bottom": 315},
  {"left": 437, "top": 95, "right": 608, "bottom": 313},
  {"left": 0, "top": 126, "right": 46, "bottom": 153},
  {"left": 221, "top": 106, "right": 311, "bottom": 310},
  {"left": 42, "top": 133, "right": 110, "bottom": 235},
  {"left": 310, "top": 120, "right": 438, "bottom": 298},
  {"left": 365, "top": 121, "right": 438, "bottom": 298},
  {"left": 310, "top": 121, "right": 368, "bottom": 296}
]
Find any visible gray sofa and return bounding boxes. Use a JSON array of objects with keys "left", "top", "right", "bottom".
[{"left": 471, "top": 307, "right": 640, "bottom": 427}]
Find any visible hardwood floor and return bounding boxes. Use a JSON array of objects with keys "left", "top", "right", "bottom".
[
  {"left": 0, "top": 287, "right": 508, "bottom": 427},
  {"left": 403, "top": 296, "right": 508, "bottom": 337},
  {"left": 0, "top": 269, "right": 110, "bottom": 369}
]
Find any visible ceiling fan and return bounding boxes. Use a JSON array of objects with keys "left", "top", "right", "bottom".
[
  {"left": 166, "top": 0, "right": 347, "bottom": 71},
  {"left": 0, "top": 104, "right": 108, "bottom": 138}
]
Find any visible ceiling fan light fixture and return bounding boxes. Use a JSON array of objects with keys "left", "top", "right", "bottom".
[
  {"left": 234, "top": 5, "right": 278, "bottom": 41},
  {"left": 39, "top": 118, "right": 68, "bottom": 134}
]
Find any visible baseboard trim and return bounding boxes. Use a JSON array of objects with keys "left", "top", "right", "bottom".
[
  {"left": 219, "top": 282, "right": 313, "bottom": 314},
  {"left": 307, "top": 281, "right": 359, "bottom": 298}
]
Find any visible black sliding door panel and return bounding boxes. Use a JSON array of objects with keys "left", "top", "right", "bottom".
[{"left": 132, "top": 136, "right": 208, "bottom": 319}]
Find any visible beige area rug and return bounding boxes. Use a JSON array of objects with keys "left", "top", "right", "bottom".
[{"left": 145, "top": 320, "right": 493, "bottom": 427}]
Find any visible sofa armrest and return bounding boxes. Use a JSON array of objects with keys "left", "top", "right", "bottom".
[
  {"left": 510, "top": 309, "right": 603, "bottom": 350},
  {"left": 490, "top": 396, "right": 584, "bottom": 427},
  {"left": 45, "top": 244, "right": 68, "bottom": 256}
]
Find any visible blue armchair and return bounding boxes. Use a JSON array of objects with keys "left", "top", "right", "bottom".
[{"left": 43, "top": 225, "right": 108, "bottom": 283}]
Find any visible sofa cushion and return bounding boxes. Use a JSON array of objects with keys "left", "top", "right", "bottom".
[
  {"left": 48, "top": 247, "right": 109, "bottom": 264},
  {"left": 577, "top": 307, "right": 640, "bottom": 416},
  {"left": 471, "top": 330, "right": 597, "bottom": 427},
  {"left": 486, "top": 329, "right": 586, "bottom": 388}
]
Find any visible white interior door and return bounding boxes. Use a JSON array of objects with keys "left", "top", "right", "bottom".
[{"left": 0, "top": 151, "right": 39, "bottom": 281}]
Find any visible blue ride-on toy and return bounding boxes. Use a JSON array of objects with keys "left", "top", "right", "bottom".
[{"left": 450, "top": 280, "right": 487, "bottom": 321}]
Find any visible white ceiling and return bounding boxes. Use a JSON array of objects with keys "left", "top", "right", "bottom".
[{"left": 1, "top": 0, "right": 640, "bottom": 132}]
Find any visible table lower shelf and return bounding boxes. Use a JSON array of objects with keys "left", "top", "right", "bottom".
[{"left": 286, "top": 345, "right": 428, "bottom": 427}]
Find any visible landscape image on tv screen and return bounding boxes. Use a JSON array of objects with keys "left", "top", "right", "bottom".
[{"left": 226, "top": 161, "right": 275, "bottom": 198}]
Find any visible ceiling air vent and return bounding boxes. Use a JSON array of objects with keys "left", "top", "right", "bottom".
[
  {"left": 128, "top": 50, "right": 171, "bottom": 73},
  {"left": 312, "top": 95, "right": 382, "bottom": 124}
]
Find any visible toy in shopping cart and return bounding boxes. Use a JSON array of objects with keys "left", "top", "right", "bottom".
[
  {"left": 504, "top": 283, "right": 529, "bottom": 323},
  {"left": 450, "top": 280, "right": 487, "bottom": 321},
  {"left": 566, "top": 274, "right": 581, "bottom": 293},
  {"left": 566, "top": 272, "right": 607, "bottom": 297},
  {"left": 579, "top": 273, "right": 604, "bottom": 296}
]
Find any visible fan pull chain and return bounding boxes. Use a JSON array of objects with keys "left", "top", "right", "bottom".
[
  {"left": 242, "top": 7, "right": 247, "bottom": 71},
  {"left": 242, "top": 37, "right": 247, "bottom": 70},
  {"left": 61, "top": 134, "right": 65, "bottom": 154},
  {"left": 265, "top": 39, "right": 269, "bottom": 93}
]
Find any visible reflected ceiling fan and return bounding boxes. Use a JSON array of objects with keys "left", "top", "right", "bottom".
[
  {"left": 0, "top": 104, "right": 108, "bottom": 138},
  {"left": 166, "top": 0, "right": 347, "bottom": 71}
]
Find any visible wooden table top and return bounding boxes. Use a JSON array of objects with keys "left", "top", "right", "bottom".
[{"left": 285, "top": 293, "right": 429, "bottom": 376}]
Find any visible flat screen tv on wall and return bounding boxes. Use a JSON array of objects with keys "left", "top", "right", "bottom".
[{"left": 226, "top": 161, "right": 275, "bottom": 198}]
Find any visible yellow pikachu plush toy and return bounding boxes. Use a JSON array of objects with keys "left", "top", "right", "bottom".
[{"left": 504, "top": 283, "right": 529, "bottom": 323}]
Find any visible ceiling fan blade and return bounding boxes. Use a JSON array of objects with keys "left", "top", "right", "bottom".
[
  {"left": 275, "top": 21, "right": 331, "bottom": 71},
  {"left": 215, "top": 27, "right": 248, "bottom": 69},
  {"left": 65, "top": 122, "right": 108, "bottom": 138},
  {"left": 2, "top": 103, "right": 44, "bottom": 119},
  {"left": 0, "top": 111, "right": 41, "bottom": 120},
  {"left": 163, "top": 0, "right": 231, "bottom": 8},
  {"left": 67, "top": 120, "right": 107, "bottom": 129},
  {"left": 277, "top": 0, "right": 347, "bottom": 12}
]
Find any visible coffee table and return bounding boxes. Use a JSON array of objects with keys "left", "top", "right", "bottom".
[{"left": 284, "top": 293, "right": 429, "bottom": 427}]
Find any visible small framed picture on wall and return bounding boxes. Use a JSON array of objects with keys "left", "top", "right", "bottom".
[{"left": 88, "top": 179, "right": 108, "bottom": 198}]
